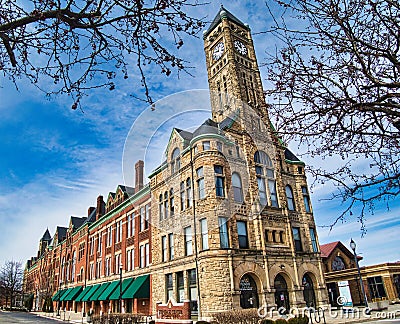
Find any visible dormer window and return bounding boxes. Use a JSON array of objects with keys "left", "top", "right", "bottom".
[{"left": 171, "top": 148, "right": 180, "bottom": 174}]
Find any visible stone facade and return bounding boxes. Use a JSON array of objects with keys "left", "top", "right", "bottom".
[{"left": 149, "top": 6, "right": 328, "bottom": 319}]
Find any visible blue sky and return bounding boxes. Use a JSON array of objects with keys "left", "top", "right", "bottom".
[{"left": 0, "top": 1, "right": 398, "bottom": 267}]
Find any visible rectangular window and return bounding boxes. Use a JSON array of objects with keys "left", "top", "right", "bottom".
[
  {"left": 115, "top": 220, "right": 122, "bottom": 243},
  {"left": 140, "top": 207, "right": 146, "bottom": 231},
  {"left": 107, "top": 226, "right": 113, "bottom": 247},
  {"left": 257, "top": 177, "right": 267, "bottom": 206},
  {"left": 200, "top": 218, "right": 209, "bottom": 250},
  {"left": 368, "top": 276, "right": 387, "bottom": 299},
  {"left": 145, "top": 204, "right": 150, "bottom": 228},
  {"left": 197, "top": 167, "right": 205, "bottom": 199},
  {"left": 237, "top": 221, "right": 249, "bottom": 249},
  {"left": 180, "top": 182, "right": 185, "bottom": 211},
  {"left": 309, "top": 228, "right": 318, "bottom": 252},
  {"left": 162, "top": 235, "right": 167, "bottom": 262},
  {"left": 214, "top": 165, "right": 225, "bottom": 197},
  {"left": 186, "top": 179, "right": 192, "bottom": 208},
  {"left": 97, "top": 233, "right": 102, "bottom": 255},
  {"left": 115, "top": 254, "right": 121, "bottom": 274},
  {"left": 89, "top": 237, "right": 94, "bottom": 255},
  {"left": 292, "top": 227, "right": 302, "bottom": 252},
  {"left": 126, "top": 249, "right": 134, "bottom": 271},
  {"left": 302, "top": 186, "right": 311, "bottom": 213},
  {"left": 89, "top": 263, "right": 94, "bottom": 280},
  {"left": 177, "top": 272, "right": 184, "bottom": 303},
  {"left": 219, "top": 217, "right": 229, "bottom": 248},
  {"left": 145, "top": 243, "right": 150, "bottom": 266},
  {"left": 184, "top": 226, "right": 193, "bottom": 256},
  {"left": 96, "top": 260, "right": 102, "bottom": 279},
  {"left": 140, "top": 244, "right": 145, "bottom": 268},
  {"left": 169, "top": 190, "right": 174, "bottom": 216},
  {"left": 202, "top": 141, "right": 210, "bottom": 150},
  {"left": 105, "top": 257, "right": 111, "bottom": 276},
  {"left": 166, "top": 274, "right": 173, "bottom": 302},
  {"left": 268, "top": 180, "right": 278, "bottom": 207},
  {"left": 127, "top": 213, "right": 134, "bottom": 237},
  {"left": 168, "top": 233, "right": 174, "bottom": 260},
  {"left": 188, "top": 269, "right": 198, "bottom": 313}
]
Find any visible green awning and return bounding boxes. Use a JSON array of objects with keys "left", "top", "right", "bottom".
[
  {"left": 82, "top": 284, "right": 101, "bottom": 302},
  {"left": 98, "top": 280, "right": 120, "bottom": 301},
  {"left": 59, "top": 288, "right": 74, "bottom": 301},
  {"left": 109, "top": 278, "right": 135, "bottom": 300},
  {"left": 122, "top": 275, "right": 150, "bottom": 299},
  {"left": 90, "top": 282, "right": 111, "bottom": 301},
  {"left": 63, "top": 286, "right": 83, "bottom": 301},
  {"left": 75, "top": 286, "right": 95, "bottom": 302},
  {"left": 52, "top": 289, "right": 66, "bottom": 301}
]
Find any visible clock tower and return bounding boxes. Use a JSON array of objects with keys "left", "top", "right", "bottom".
[{"left": 203, "top": 6, "right": 270, "bottom": 126}]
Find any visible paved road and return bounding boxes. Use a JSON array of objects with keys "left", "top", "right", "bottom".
[{"left": 0, "top": 311, "right": 60, "bottom": 323}]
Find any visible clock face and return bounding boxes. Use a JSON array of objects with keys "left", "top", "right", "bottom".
[
  {"left": 213, "top": 42, "right": 224, "bottom": 61},
  {"left": 234, "top": 40, "right": 247, "bottom": 56},
  {"left": 332, "top": 256, "right": 345, "bottom": 271}
]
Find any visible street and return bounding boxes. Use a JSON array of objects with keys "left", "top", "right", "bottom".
[{"left": 0, "top": 311, "right": 59, "bottom": 323}]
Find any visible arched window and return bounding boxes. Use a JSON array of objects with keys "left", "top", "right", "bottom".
[
  {"left": 240, "top": 274, "right": 259, "bottom": 309},
  {"left": 232, "top": 173, "right": 243, "bottom": 203},
  {"left": 254, "top": 151, "right": 278, "bottom": 207},
  {"left": 171, "top": 148, "right": 180, "bottom": 173},
  {"left": 332, "top": 256, "right": 346, "bottom": 271},
  {"left": 285, "top": 185, "right": 295, "bottom": 211},
  {"left": 302, "top": 274, "right": 316, "bottom": 307}
]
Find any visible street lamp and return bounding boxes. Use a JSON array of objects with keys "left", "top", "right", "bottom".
[{"left": 350, "top": 239, "right": 369, "bottom": 312}]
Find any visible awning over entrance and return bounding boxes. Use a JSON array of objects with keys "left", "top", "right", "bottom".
[
  {"left": 63, "top": 286, "right": 83, "bottom": 301},
  {"left": 82, "top": 284, "right": 101, "bottom": 302},
  {"left": 98, "top": 280, "right": 120, "bottom": 301},
  {"left": 59, "top": 288, "right": 74, "bottom": 301},
  {"left": 109, "top": 277, "right": 135, "bottom": 300},
  {"left": 52, "top": 289, "right": 67, "bottom": 301},
  {"left": 90, "top": 282, "right": 111, "bottom": 301},
  {"left": 122, "top": 275, "right": 150, "bottom": 299}
]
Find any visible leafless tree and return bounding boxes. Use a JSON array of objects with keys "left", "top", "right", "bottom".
[
  {"left": 263, "top": 0, "right": 400, "bottom": 230},
  {"left": 0, "top": 0, "right": 205, "bottom": 109},
  {"left": 0, "top": 260, "right": 23, "bottom": 308}
]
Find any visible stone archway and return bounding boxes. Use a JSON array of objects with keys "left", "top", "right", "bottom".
[
  {"left": 274, "top": 274, "right": 290, "bottom": 312},
  {"left": 239, "top": 274, "right": 259, "bottom": 309},
  {"left": 302, "top": 273, "right": 316, "bottom": 307}
]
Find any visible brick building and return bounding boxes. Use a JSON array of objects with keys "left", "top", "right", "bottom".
[
  {"left": 321, "top": 241, "right": 400, "bottom": 309},
  {"left": 24, "top": 6, "right": 329, "bottom": 320}
]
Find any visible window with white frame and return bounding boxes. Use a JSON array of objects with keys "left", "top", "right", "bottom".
[
  {"left": 184, "top": 226, "right": 193, "bottom": 256},
  {"left": 232, "top": 172, "right": 243, "bottom": 203},
  {"left": 171, "top": 148, "right": 180, "bottom": 173},
  {"left": 254, "top": 151, "right": 278, "bottom": 207},
  {"left": 107, "top": 226, "right": 113, "bottom": 247},
  {"left": 115, "top": 254, "right": 121, "bottom": 274},
  {"left": 145, "top": 242, "right": 150, "bottom": 266},
  {"left": 89, "top": 263, "right": 94, "bottom": 280},
  {"left": 186, "top": 178, "right": 192, "bottom": 208},
  {"left": 115, "top": 220, "right": 122, "bottom": 243},
  {"left": 162, "top": 236, "right": 167, "bottom": 262},
  {"left": 196, "top": 167, "right": 205, "bottom": 200},
  {"left": 164, "top": 191, "right": 169, "bottom": 218},
  {"left": 180, "top": 181, "right": 185, "bottom": 210},
  {"left": 202, "top": 141, "right": 210, "bottom": 150},
  {"left": 168, "top": 233, "right": 174, "bottom": 260},
  {"left": 127, "top": 213, "right": 134, "bottom": 237},
  {"left": 219, "top": 217, "right": 229, "bottom": 248},
  {"left": 97, "top": 233, "right": 102, "bottom": 255},
  {"left": 139, "top": 244, "right": 146, "bottom": 268},
  {"left": 200, "top": 218, "right": 208, "bottom": 250},
  {"left": 105, "top": 257, "right": 111, "bottom": 276},
  {"left": 96, "top": 260, "right": 102, "bottom": 278},
  {"left": 126, "top": 248, "right": 134, "bottom": 271}
]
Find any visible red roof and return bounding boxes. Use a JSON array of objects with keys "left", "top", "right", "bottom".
[{"left": 320, "top": 241, "right": 340, "bottom": 258}]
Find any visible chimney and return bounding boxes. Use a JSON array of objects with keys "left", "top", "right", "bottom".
[
  {"left": 96, "top": 195, "right": 105, "bottom": 220},
  {"left": 88, "top": 206, "right": 95, "bottom": 217},
  {"left": 135, "top": 160, "right": 144, "bottom": 193}
]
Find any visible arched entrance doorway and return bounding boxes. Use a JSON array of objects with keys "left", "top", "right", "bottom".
[
  {"left": 302, "top": 273, "right": 316, "bottom": 307},
  {"left": 274, "top": 274, "right": 290, "bottom": 312},
  {"left": 240, "top": 274, "right": 259, "bottom": 309}
]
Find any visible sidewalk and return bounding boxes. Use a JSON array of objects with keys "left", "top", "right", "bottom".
[{"left": 33, "top": 303, "right": 400, "bottom": 324}]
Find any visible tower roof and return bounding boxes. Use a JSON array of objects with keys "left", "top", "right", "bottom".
[
  {"left": 41, "top": 228, "right": 51, "bottom": 241},
  {"left": 204, "top": 5, "right": 249, "bottom": 37}
]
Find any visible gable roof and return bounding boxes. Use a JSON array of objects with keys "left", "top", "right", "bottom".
[
  {"left": 204, "top": 5, "right": 249, "bottom": 37},
  {"left": 84, "top": 207, "right": 97, "bottom": 225},
  {"left": 118, "top": 185, "right": 135, "bottom": 196},
  {"left": 56, "top": 226, "right": 68, "bottom": 242},
  {"left": 320, "top": 241, "right": 363, "bottom": 260}
]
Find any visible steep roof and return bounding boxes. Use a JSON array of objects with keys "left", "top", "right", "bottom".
[
  {"left": 41, "top": 228, "right": 51, "bottom": 241},
  {"left": 84, "top": 207, "right": 97, "bottom": 225},
  {"left": 56, "top": 226, "right": 68, "bottom": 242},
  {"left": 204, "top": 5, "right": 249, "bottom": 37},
  {"left": 70, "top": 216, "right": 87, "bottom": 231},
  {"left": 118, "top": 185, "right": 135, "bottom": 196}
]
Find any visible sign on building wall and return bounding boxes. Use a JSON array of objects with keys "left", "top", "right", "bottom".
[{"left": 338, "top": 281, "right": 353, "bottom": 307}]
